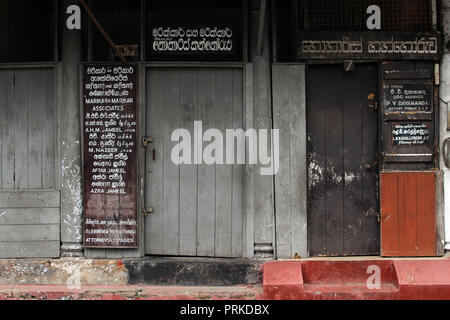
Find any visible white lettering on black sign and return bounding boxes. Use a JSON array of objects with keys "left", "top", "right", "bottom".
[
  {"left": 392, "top": 123, "right": 430, "bottom": 146},
  {"left": 83, "top": 64, "right": 138, "bottom": 248}
]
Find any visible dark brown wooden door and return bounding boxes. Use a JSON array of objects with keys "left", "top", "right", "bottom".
[{"left": 307, "top": 64, "right": 379, "bottom": 256}]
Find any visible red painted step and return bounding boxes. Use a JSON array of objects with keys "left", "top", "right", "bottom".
[{"left": 263, "top": 258, "right": 450, "bottom": 300}]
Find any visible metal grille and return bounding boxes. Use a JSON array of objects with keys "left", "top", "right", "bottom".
[
  {"left": 275, "top": 0, "right": 298, "bottom": 62},
  {"left": 0, "top": 0, "right": 55, "bottom": 63},
  {"left": 300, "top": 0, "right": 432, "bottom": 31}
]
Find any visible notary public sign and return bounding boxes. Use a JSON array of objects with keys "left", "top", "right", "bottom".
[
  {"left": 298, "top": 31, "right": 441, "bottom": 60},
  {"left": 82, "top": 64, "right": 138, "bottom": 248}
]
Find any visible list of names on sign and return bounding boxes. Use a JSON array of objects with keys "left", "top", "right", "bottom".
[
  {"left": 383, "top": 83, "right": 431, "bottom": 112},
  {"left": 83, "top": 64, "right": 138, "bottom": 248},
  {"left": 392, "top": 123, "right": 430, "bottom": 146}
]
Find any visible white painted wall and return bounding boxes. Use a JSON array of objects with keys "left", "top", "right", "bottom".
[{"left": 440, "top": 0, "right": 450, "bottom": 250}]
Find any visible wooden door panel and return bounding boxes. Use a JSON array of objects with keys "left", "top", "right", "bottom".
[
  {"left": 380, "top": 172, "right": 436, "bottom": 256},
  {"left": 307, "top": 64, "right": 379, "bottom": 256}
]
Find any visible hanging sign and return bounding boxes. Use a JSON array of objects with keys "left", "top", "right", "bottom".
[{"left": 82, "top": 64, "right": 138, "bottom": 248}]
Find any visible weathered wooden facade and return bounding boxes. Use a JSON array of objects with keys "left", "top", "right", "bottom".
[{"left": 0, "top": 0, "right": 448, "bottom": 260}]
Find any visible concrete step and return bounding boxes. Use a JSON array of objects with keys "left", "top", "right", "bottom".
[
  {"left": 0, "top": 284, "right": 263, "bottom": 300},
  {"left": 124, "top": 257, "right": 263, "bottom": 286},
  {"left": 263, "top": 258, "right": 450, "bottom": 300}
]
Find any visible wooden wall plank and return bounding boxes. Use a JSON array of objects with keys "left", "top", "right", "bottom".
[
  {"left": 14, "top": 70, "right": 29, "bottom": 189},
  {"left": 42, "top": 68, "right": 56, "bottom": 189},
  {"left": 243, "top": 63, "right": 255, "bottom": 258},
  {"left": 1, "top": 70, "right": 15, "bottom": 189},
  {"left": 0, "top": 224, "right": 59, "bottom": 242},
  {"left": 145, "top": 69, "right": 164, "bottom": 255},
  {"left": 0, "top": 191, "right": 60, "bottom": 208},
  {"left": 0, "top": 208, "right": 59, "bottom": 225},
  {"left": 196, "top": 69, "right": 217, "bottom": 257},
  {"left": 0, "top": 241, "right": 60, "bottom": 258},
  {"left": 215, "top": 69, "right": 233, "bottom": 257},
  {"left": 272, "top": 64, "right": 292, "bottom": 258},
  {"left": 162, "top": 70, "right": 180, "bottom": 255},
  {"left": 179, "top": 69, "right": 198, "bottom": 256},
  {"left": 288, "top": 65, "right": 307, "bottom": 258},
  {"left": 381, "top": 173, "right": 399, "bottom": 255},
  {"left": 231, "top": 68, "right": 244, "bottom": 258},
  {"left": 27, "top": 69, "right": 43, "bottom": 189}
]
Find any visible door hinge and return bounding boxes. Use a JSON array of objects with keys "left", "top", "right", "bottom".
[
  {"left": 142, "top": 136, "right": 154, "bottom": 147},
  {"left": 142, "top": 207, "right": 155, "bottom": 217}
]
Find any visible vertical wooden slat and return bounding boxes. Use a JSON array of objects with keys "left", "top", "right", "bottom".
[
  {"left": 288, "top": 65, "right": 307, "bottom": 258},
  {"left": 380, "top": 173, "right": 399, "bottom": 255},
  {"left": 324, "top": 66, "right": 344, "bottom": 255},
  {"left": 342, "top": 69, "right": 363, "bottom": 255},
  {"left": 231, "top": 68, "right": 244, "bottom": 257},
  {"left": 27, "top": 69, "right": 43, "bottom": 189},
  {"left": 179, "top": 69, "right": 198, "bottom": 256},
  {"left": 215, "top": 69, "right": 233, "bottom": 257},
  {"left": 162, "top": 70, "right": 180, "bottom": 255},
  {"left": 14, "top": 70, "right": 28, "bottom": 189},
  {"left": 42, "top": 69, "right": 56, "bottom": 189},
  {"left": 401, "top": 174, "right": 418, "bottom": 253},
  {"left": 1, "top": 70, "right": 15, "bottom": 189},
  {"left": 272, "top": 64, "right": 292, "bottom": 258},
  {"left": 146, "top": 69, "right": 164, "bottom": 255},
  {"left": 361, "top": 65, "right": 379, "bottom": 254},
  {"left": 416, "top": 172, "right": 435, "bottom": 255},
  {"left": 196, "top": 69, "right": 216, "bottom": 257},
  {"left": 307, "top": 66, "right": 328, "bottom": 256}
]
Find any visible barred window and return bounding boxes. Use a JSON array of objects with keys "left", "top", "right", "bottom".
[{"left": 299, "top": 0, "right": 432, "bottom": 31}]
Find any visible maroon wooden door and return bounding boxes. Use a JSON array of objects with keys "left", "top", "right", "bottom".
[{"left": 307, "top": 64, "right": 379, "bottom": 256}]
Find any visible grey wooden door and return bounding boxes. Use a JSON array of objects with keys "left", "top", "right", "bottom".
[
  {"left": 307, "top": 64, "right": 379, "bottom": 256},
  {"left": 145, "top": 67, "right": 244, "bottom": 257}
]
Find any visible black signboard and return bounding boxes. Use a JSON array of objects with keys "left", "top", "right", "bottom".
[
  {"left": 147, "top": 7, "right": 243, "bottom": 61},
  {"left": 383, "top": 82, "right": 431, "bottom": 112},
  {"left": 391, "top": 122, "right": 430, "bottom": 146},
  {"left": 83, "top": 64, "right": 138, "bottom": 248},
  {"left": 298, "top": 31, "right": 441, "bottom": 60}
]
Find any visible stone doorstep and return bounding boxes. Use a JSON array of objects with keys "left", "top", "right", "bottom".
[
  {"left": 0, "top": 284, "right": 263, "bottom": 300},
  {"left": 0, "top": 257, "right": 264, "bottom": 287}
]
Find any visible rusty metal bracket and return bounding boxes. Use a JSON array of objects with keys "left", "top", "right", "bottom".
[{"left": 79, "top": 0, "right": 126, "bottom": 63}]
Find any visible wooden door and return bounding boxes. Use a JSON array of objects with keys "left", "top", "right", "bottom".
[
  {"left": 144, "top": 67, "right": 244, "bottom": 257},
  {"left": 380, "top": 172, "right": 436, "bottom": 256},
  {"left": 307, "top": 64, "right": 379, "bottom": 256}
]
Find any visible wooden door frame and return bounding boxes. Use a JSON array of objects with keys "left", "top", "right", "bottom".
[{"left": 141, "top": 62, "right": 255, "bottom": 258}]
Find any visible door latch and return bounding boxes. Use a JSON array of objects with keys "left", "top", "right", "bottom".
[
  {"left": 369, "top": 102, "right": 378, "bottom": 111},
  {"left": 142, "top": 136, "right": 154, "bottom": 147},
  {"left": 142, "top": 207, "right": 155, "bottom": 217}
]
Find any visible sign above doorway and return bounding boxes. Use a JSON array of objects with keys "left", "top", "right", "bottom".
[{"left": 298, "top": 31, "right": 441, "bottom": 60}]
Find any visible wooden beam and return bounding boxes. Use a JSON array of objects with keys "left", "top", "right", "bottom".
[{"left": 78, "top": 0, "right": 126, "bottom": 63}]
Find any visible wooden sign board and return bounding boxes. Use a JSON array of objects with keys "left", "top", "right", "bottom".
[
  {"left": 380, "top": 62, "right": 437, "bottom": 170},
  {"left": 383, "top": 82, "right": 432, "bottom": 113},
  {"left": 83, "top": 64, "right": 138, "bottom": 248},
  {"left": 298, "top": 31, "right": 441, "bottom": 60},
  {"left": 391, "top": 122, "right": 430, "bottom": 146}
]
